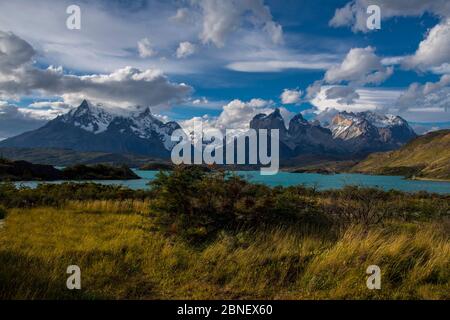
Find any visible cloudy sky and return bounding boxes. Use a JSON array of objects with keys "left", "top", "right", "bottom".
[{"left": 1, "top": 0, "right": 450, "bottom": 139}]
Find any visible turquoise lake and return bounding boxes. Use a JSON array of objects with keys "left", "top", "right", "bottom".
[{"left": 14, "top": 170, "right": 450, "bottom": 194}]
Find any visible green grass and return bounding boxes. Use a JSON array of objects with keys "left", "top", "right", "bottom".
[{"left": 0, "top": 202, "right": 448, "bottom": 300}]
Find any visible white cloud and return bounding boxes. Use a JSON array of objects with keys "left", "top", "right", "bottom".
[
  {"left": 0, "top": 102, "right": 47, "bottom": 139},
  {"left": 305, "top": 47, "right": 393, "bottom": 106},
  {"left": 325, "top": 47, "right": 393, "bottom": 85},
  {"left": 181, "top": 98, "right": 293, "bottom": 133},
  {"left": 402, "top": 18, "right": 450, "bottom": 71},
  {"left": 192, "top": 97, "right": 209, "bottom": 105},
  {"left": 396, "top": 74, "right": 450, "bottom": 112},
  {"left": 0, "top": 0, "right": 290, "bottom": 76},
  {"left": 170, "top": 8, "right": 190, "bottom": 23},
  {"left": 311, "top": 86, "right": 402, "bottom": 113},
  {"left": 0, "top": 32, "right": 193, "bottom": 109},
  {"left": 306, "top": 80, "right": 323, "bottom": 100},
  {"left": 280, "top": 88, "right": 302, "bottom": 104},
  {"left": 226, "top": 57, "right": 335, "bottom": 72},
  {"left": 137, "top": 38, "right": 157, "bottom": 58},
  {"left": 197, "top": 0, "right": 283, "bottom": 47},
  {"left": 310, "top": 85, "right": 450, "bottom": 123},
  {"left": 215, "top": 98, "right": 274, "bottom": 130},
  {"left": 330, "top": 0, "right": 450, "bottom": 33},
  {"left": 176, "top": 41, "right": 196, "bottom": 59}
]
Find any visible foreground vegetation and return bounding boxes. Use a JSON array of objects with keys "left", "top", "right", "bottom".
[{"left": 0, "top": 167, "right": 449, "bottom": 299}]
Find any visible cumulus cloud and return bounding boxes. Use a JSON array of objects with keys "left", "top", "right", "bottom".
[
  {"left": 280, "top": 89, "right": 302, "bottom": 104},
  {"left": 137, "top": 38, "right": 157, "bottom": 58},
  {"left": 325, "top": 47, "right": 393, "bottom": 85},
  {"left": 305, "top": 47, "right": 393, "bottom": 106},
  {"left": 196, "top": 0, "right": 283, "bottom": 47},
  {"left": 330, "top": 0, "right": 450, "bottom": 33},
  {"left": 402, "top": 18, "right": 450, "bottom": 71},
  {"left": 0, "top": 31, "right": 192, "bottom": 109},
  {"left": 176, "top": 41, "right": 196, "bottom": 58},
  {"left": 215, "top": 98, "right": 275, "bottom": 130},
  {"left": 396, "top": 74, "right": 450, "bottom": 112}
]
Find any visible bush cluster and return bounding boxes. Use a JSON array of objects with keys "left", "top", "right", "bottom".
[
  {"left": 0, "top": 182, "right": 151, "bottom": 208},
  {"left": 149, "top": 166, "right": 327, "bottom": 242}
]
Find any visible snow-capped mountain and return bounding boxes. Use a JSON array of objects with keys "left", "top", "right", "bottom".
[
  {"left": 61, "top": 100, "right": 114, "bottom": 134},
  {"left": 0, "top": 100, "right": 181, "bottom": 158},
  {"left": 329, "top": 111, "right": 416, "bottom": 153},
  {"left": 250, "top": 109, "right": 342, "bottom": 157},
  {"left": 249, "top": 109, "right": 416, "bottom": 157},
  {"left": 0, "top": 101, "right": 416, "bottom": 161}
]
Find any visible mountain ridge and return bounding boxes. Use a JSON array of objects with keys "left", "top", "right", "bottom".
[
  {"left": 0, "top": 100, "right": 417, "bottom": 161},
  {"left": 0, "top": 100, "right": 180, "bottom": 159}
]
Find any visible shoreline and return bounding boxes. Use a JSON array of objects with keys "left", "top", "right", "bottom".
[{"left": 409, "top": 177, "right": 450, "bottom": 183}]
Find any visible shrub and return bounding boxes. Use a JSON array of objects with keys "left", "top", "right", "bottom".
[
  {"left": 0, "top": 205, "right": 6, "bottom": 219},
  {"left": 0, "top": 182, "right": 152, "bottom": 208},
  {"left": 149, "top": 166, "right": 324, "bottom": 242}
]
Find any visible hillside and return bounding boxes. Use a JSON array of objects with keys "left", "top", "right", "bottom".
[
  {"left": 352, "top": 130, "right": 450, "bottom": 180},
  {"left": 0, "top": 147, "right": 167, "bottom": 167}
]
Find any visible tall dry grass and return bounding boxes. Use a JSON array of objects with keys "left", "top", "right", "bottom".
[
  {"left": 67, "top": 199, "right": 150, "bottom": 215},
  {"left": 0, "top": 202, "right": 448, "bottom": 300}
]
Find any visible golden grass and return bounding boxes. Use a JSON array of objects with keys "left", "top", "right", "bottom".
[{"left": 0, "top": 201, "right": 448, "bottom": 300}]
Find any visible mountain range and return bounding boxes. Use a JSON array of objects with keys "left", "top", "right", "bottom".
[
  {"left": 0, "top": 100, "right": 180, "bottom": 159},
  {"left": 0, "top": 100, "right": 417, "bottom": 162}
]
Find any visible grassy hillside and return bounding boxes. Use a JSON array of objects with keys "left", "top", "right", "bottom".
[{"left": 352, "top": 130, "right": 450, "bottom": 180}]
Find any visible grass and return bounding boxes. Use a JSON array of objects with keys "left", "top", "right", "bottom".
[{"left": 0, "top": 201, "right": 448, "bottom": 300}]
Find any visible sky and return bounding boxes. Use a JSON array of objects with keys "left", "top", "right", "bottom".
[{"left": 1, "top": 0, "right": 450, "bottom": 139}]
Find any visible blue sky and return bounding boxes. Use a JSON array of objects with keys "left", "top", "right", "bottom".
[{"left": 0, "top": 0, "right": 450, "bottom": 139}]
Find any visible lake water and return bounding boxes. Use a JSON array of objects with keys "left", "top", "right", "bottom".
[{"left": 13, "top": 170, "right": 450, "bottom": 194}]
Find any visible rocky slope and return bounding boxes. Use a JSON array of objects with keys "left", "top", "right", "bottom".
[{"left": 329, "top": 111, "right": 416, "bottom": 154}]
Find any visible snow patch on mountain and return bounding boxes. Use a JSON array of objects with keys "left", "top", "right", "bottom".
[{"left": 60, "top": 100, "right": 179, "bottom": 150}]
